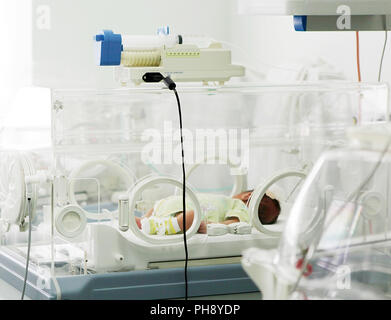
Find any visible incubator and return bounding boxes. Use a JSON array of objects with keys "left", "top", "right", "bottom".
[
  {"left": 0, "top": 81, "right": 389, "bottom": 299},
  {"left": 242, "top": 123, "right": 391, "bottom": 300}
]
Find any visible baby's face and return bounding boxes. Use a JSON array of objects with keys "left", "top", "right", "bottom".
[{"left": 233, "top": 191, "right": 252, "bottom": 205}]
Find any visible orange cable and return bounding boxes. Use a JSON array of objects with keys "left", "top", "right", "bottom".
[
  {"left": 356, "top": 31, "right": 362, "bottom": 82},
  {"left": 356, "top": 31, "right": 362, "bottom": 124}
]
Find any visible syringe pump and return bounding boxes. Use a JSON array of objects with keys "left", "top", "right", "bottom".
[{"left": 94, "top": 28, "right": 245, "bottom": 85}]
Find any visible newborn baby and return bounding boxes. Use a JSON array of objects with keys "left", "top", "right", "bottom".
[{"left": 135, "top": 190, "right": 281, "bottom": 236}]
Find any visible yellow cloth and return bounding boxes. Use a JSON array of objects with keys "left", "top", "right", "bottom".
[
  {"left": 141, "top": 216, "right": 181, "bottom": 235},
  {"left": 153, "top": 193, "right": 250, "bottom": 223}
]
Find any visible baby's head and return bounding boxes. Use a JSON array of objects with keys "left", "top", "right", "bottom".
[{"left": 233, "top": 190, "right": 281, "bottom": 225}]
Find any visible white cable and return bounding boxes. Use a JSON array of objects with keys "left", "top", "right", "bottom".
[
  {"left": 50, "top": 181, "right": 62, "bottom": 300},
  {"left": 21, "top": 198, "right": 32, "bottom": 300},
  {"left": 378, "top": 31, "right": 388, "bottom": 82}
]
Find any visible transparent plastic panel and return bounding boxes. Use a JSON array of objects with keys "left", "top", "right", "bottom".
[
  {"left": 51, "top": 83, "right": 389, "bottom": 148},
  {"left": 275, "top": 144, "right": 391, "bottom": 299},
  {"left": 280, "top": 149, "right": 391, "bottom": 255}
]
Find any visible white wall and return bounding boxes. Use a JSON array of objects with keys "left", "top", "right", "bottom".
[
  {"left": 0, "top": 0, "right": 32, "bottom": 122},
  {"left": 31, "top": 0, "right": 233, "bottom": 89}
]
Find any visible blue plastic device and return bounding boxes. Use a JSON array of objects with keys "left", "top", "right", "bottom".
[
  {"left": 294, "top": 15, "right": 307, "bottom": 31},
  {"left": 94, "top": 30, "right": 123, "bottom": 66}
]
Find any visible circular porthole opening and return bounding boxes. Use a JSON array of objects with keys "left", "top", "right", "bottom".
[{"left": 55, "top": 205, "right": 87, "bottom": 239}]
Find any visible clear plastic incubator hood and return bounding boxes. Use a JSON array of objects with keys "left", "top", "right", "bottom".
[
  {"left": 243, "top": 123, "right": 391, "bottom": 300},
  {"left": 0, "top": 82, "right": 389, "bottom": 299}
]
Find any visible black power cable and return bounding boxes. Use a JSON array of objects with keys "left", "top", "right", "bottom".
[
  {"left": 143, "top": 73, "right": 189, "bottom": 299},
  {"left": 21, "top": 197, "right": 32, "bottom": 300},
  {"left": 173, "top": 87, "right": 189, "bottom": 300}
]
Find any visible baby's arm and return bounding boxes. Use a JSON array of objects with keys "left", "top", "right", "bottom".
[{"left": 220, "top": 217, "right": 240, "bottom": 225}]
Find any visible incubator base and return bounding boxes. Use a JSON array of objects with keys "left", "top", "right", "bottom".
[
  {"left": 87, "top": 222, "right": 280, "bottom": 272},
  {"left": 0, "top": 220, "right": 283, "bottom": 299},
  {"left": 0, "top": 248, "right": 259, "bottom": 300}
]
